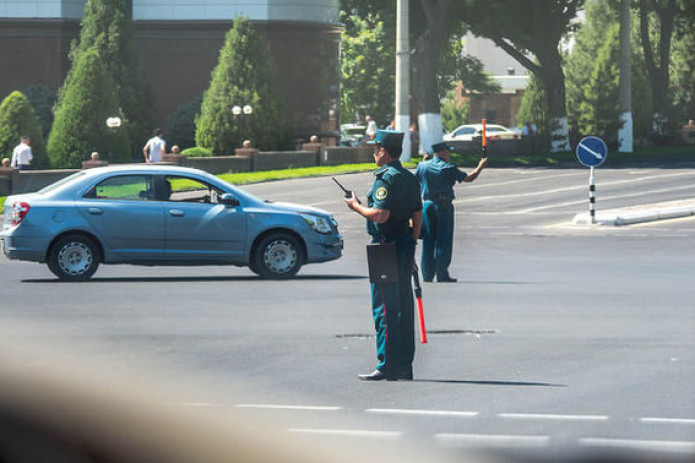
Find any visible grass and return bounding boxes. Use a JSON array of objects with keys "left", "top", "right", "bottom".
[{"left": 218, "top": 162, "right": 417, "bottom": 185}]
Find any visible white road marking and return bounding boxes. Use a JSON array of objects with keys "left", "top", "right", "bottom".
[
  {"left": 289, "top": 428, "right": 403, "bottom": 438},
  {"left": 579, "top": 437, "right": 695, "bottom": 453},
  {"left": 436, "top": 433, "right": 550, "bottom": 448},
  {"left": 367, "top": 408, "right": 479, "bottom": 417},
  {"left": 234, "top": 404, "right": 343, "bottom": 411},
  {"left": 498, "top": 413, "right": 609, "bottom": 421},
  {"left": 640, "top": 417, "right": 695, "bottom": 425}
]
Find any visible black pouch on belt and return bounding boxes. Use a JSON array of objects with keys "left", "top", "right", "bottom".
[{"left": 366, "top": 241, "right": 399, "bottom": 283}]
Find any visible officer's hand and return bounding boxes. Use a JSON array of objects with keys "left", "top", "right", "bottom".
[
  {"left": 344, "top": 191, "right": 360, "bottom": 210},
  {"left": 478, "top": 157, "right": 489, "bottom": 169}
]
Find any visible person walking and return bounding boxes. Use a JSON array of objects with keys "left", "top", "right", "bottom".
[
  {"left": 10, "top": 135, "right": 33, "bottom": 170},
  {"left": 143, "top": 128, "right": 166, "bottom": 164},
  {"left": 416, "top": 142, "right": 487, "bottom": 283},
  {"left": 365, "top": 116, "right": 378, "bottom": 141},
  {"left": 344, "top": 130, "right": 422, "bottom": 381}
]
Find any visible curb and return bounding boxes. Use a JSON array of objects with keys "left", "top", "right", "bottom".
[{"left": 573, "top": 199, "right": 695, "bottom": 226}]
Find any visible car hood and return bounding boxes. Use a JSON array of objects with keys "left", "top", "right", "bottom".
[{"left": 262, "top": 201, "right": 332, "bottom": 218}]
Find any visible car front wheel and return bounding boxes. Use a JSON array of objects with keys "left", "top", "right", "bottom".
[
  {"left": 48, "top": 235, "right": 100, "bottom": 281},
  {"left": 252, "top": 233, "right": 302, "bottom": 279}
]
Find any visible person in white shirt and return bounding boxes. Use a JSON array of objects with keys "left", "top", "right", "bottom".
[
  {"left": 11, "top": 136, "right": 33, "bottom": 170},
  {"left": 143, "top": 129, "right": 166, "bottom": 163},
  {"left": 365, "top": 116, "right": 377, "bottom": 141}
]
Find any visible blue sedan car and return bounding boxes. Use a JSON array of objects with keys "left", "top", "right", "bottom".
[{"left": 1, "top": 165, "right": 343, "bottom": 281}]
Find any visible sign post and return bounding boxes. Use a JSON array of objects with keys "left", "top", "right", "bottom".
[{"left": 576, "top": 136, "right": 608, "bottom": 224}]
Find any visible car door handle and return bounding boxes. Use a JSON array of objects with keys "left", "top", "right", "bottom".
[
  {"left": 169, "top": 209, "right": 185, "bottom": 217},
  {"left": 87, "top": 207, "right": 103, "bottom": 215}
]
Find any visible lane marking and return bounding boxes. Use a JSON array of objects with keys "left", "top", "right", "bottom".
[
  {"left": 498, "top": 413, "right": 609, "bottom": 421},
  {"left": 579, "top": 437, "right": 695, "bottom": 453},
  {"left": 367, "top": 408, "right": 479, "bottom": 417},
  {"left": 235, "top": 404, "right": 343, "bottom": 411},
  {"left": 289, "top": 428, "right": 402, "bottom": 438},
  {"left": 436, "top": 433, "right": 550, "bottom": 448},
  {"left": 640, "top": 417, "right": 695, "bottom": 425}
]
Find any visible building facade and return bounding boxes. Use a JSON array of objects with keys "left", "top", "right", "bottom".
[{"left": 0, "top": 0, "right": 342, "bottom": 144}]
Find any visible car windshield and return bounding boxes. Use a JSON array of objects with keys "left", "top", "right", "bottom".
[{"left": 37, "top": 171, "right": 89, "bottom": 195}]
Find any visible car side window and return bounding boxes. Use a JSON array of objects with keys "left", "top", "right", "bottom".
[
  {"left": 164, "top": 175, "right": 224, "bottom": 204},
  {"left": 455, "top": 127, "right": 475, "bottom": 137},
  {"left": 85, "top": 175, "right": 154, "bottom": 200}
]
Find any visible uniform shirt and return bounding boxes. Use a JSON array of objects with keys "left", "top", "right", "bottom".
[
  {"left": 367, "top": 160, "right": 422, "bottom": 239},
  {"left": 144, "top": 136, "right": 166, "bottom": 163},
  {"left": 11, "top": 142, "right": 33, "bottom": 168},
  {"left": 415, "top": 156, "right": 467, "bottom": 202}
]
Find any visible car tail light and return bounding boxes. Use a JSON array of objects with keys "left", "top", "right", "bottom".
[{"left": 11, "top": 202, "right": 30, "bottom": 226}]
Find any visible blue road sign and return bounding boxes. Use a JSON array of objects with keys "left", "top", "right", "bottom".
[{"left": 576, "top": 136, "right": 607, "bottom": 167}]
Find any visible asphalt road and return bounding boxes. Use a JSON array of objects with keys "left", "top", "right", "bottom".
[{"left": 1, "top": 164, "right": 694, "bottom": 460}]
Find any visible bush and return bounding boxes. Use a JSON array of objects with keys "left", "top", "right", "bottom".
[
  {"left": 166, "top": 95, "right": 202, "bottom": 150},
  {"left": 180, "top": 146, "right": 213, "bottom": 157},
  {"left": 0, "top": 91, "right": 48, "bottom": 168},
  {"left": 48, "top": 50, "right": 130, "bottom": 168},
  {"left": 196, "top": 16, "right": 287, "bottom": 153}
]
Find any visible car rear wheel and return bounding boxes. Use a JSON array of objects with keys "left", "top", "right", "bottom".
[
  {"left": 48, "top": 235, "right": 100, "bottom": 281},
  {"left": 252, "top": 233, "right": 302, "bottom": 279}
]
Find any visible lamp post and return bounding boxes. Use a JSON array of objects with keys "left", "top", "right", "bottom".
[
  {"left": 105, "top": 117, "right": 121, "bottom": 162},
  {"left": 232, "top": 104, "right": 253, "bottom": 147}
]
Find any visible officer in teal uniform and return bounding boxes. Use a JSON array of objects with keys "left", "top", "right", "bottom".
[
  {"left": 345, "top": 130, "right": 422, "bottom": 381},
  {"left": 416, "top": 142, "right": 487, "bottom": 282}
]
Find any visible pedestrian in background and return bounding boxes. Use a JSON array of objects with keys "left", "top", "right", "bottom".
[
  {"left": 11, "top": 135, "right": 33, "bottom": 170},
  {"left": 143, "top": 128, "right": 166, "bottom": 163},
  {"left": 409, "top": 122, "right": 419, "bottom": 158},
  {"left": 365, "top": 116, "right": 377, "bottom": 141},
  {"left": 344, "top": 129, "right": 422, "bottom": 381},
  {"left": 416, "top": 142, "right": 487, "bottom": 283}
]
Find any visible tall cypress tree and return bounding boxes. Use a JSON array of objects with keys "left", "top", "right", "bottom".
[
  {"left": 67, "top": 0, "right": 153, "bottom": 155},
  {"left": 196, "top": 16, "right": 288, "bottom": 153},
  {"left": 0, "top": 91, "right": 47, "bottom": 167},
  {"left": 47, "top": 50, "right": 130, "bottom": 168}
]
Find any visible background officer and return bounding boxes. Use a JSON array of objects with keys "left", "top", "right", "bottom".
[
  {"left": 416, "top": 142, "right": 487, "bottom": 283},
  {"left": 344, "top": 130, "right": 422, "bottom": 381}
]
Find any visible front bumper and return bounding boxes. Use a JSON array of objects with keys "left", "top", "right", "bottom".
[{"left": 306, "top": 233, "right": 343, "bottom": 263}]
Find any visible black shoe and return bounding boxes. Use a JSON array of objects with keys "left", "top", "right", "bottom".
[
  {"left": 387, "top": 372, "right": 413, "bottom": 381},
  {"left": 437, "top": 276, "right": 457, "bottom": 283},
  {"left": 358, "top": 369, "right": 387, "bottom": 381},
  {"left": 423, "top": 278, "right": 433, "bottom": 283}
]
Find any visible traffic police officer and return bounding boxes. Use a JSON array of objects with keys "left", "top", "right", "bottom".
[
  {"left": 344, "top": 130, "right": 422, "bottom": 381},
  {"left": 416, "top": 142, "right": 487, "bottom": 282}
]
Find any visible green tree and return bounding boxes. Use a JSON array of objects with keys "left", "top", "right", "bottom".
[
  {"left": 517, "top": 73, "right": 548, "bottom": 136},
  {"left": 340, "top": 12, "right": 394, "bottom": 124},
  {"left": 440, "top": 88, "right": 469, "bottom": 132},
  {"left": 48, "top": 50, "right": 130, "bottom": 168},
  {"left": 196, "top": 17, "right": 288, "bottom": 153},
  {"left": 21, "top": 84, "right": 56, "bottom": 138},
  {"left": 669, "top": 2, "right": 695, "bottom": 130},
  {"left": 0, "top": 91, "right": 47, "bottom": 167},
  {"left": 579, "top": 24, "right": 622, "bottom": 148},
  {"left": 68, "top": 0, "right": 153, "bottom": 154}
]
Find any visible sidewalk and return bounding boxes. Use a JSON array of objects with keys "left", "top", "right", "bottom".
[{"left": 573, "top": 198, "right": 695, "bottom": 226}]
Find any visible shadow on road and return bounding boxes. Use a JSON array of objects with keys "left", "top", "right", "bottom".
[
  {"left": 21, "top": 274, "right": 368, "bottom": 283},
  {"left": 412, "top": 379, "right": 566, "bottom": 387}
]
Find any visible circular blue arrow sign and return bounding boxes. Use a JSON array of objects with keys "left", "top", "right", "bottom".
[{"left": 576, "top": 136, "right": 607, "bottom": 167}]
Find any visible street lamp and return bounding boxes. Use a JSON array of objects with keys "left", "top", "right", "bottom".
[
  {"left": 105, "top": 117, "right": 122, "bottom": 162},
  {"left": 232, "top": 104, "right": 253, "bottom": 147}
]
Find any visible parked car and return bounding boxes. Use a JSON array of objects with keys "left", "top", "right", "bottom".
[
  {"left": 0, "top": 165, "right": 343, "bottom": 281},
  {"left": 443, "top": 123, "right": 520, "bottom": 142},
  {"left": 340, "top": 124, "right": 367, "bottom": 147}
]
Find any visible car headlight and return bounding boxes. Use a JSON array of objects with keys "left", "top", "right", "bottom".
[{"left": 300, "top": 213, "right": 332, "bottom": 234}]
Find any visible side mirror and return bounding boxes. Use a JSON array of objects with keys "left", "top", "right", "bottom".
[{"left": 219, "top": 193, "right": 240, "bottom": 207}]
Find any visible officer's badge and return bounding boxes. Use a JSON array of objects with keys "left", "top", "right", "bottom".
[{"left": 375, "top": 186, "right": 388, "bottom": 200}]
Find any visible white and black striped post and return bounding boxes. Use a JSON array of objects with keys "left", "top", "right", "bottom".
[{"left": 589, "top": 167, "right": 596, "bottom": 224}]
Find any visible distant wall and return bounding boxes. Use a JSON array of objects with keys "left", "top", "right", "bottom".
[{"left": 1, "top": 146, "right": 373, "bottom": 195}]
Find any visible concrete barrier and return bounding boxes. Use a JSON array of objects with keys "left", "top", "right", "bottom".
[
  {"left": 186, "top": 156, "right": 252, "bottom": 174},
  {"left": 10, "top": 169, "right": 79, "bottom": 194},
  {"left": 320, "top": 146, "right": 372, "bottom": 165},
  {"left": 254, "top": 151, "right": 316, "bottom": 171}
]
